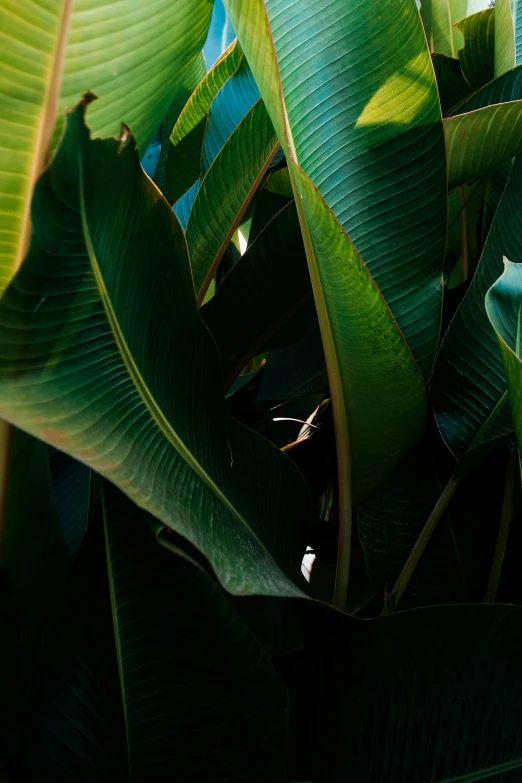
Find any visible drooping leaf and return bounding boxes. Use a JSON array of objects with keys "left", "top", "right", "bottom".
[
  {"left": 431, "top": 53, "right": 473, "bottom": 116},
  {"left": 224, "top": 0, "right": 446, "bottom": 510},
  {"left": 0, "top": 99, "right": 310, "bottom": 599},
  {"left": 0, "top": 0, "right": 213, "bottom": 295},
  {"left": 186, "top": 99, "right": 279, "bottom": 303},
  {"left": 103, "top": 483, "right": 289, "bottom": 782},
  {"left": 486, "top": 259, "right": 522, "bottom": 451},
  {"left": 431, "top": 157, "right": 522, "bottom": 457},
  {"left": 444, "top": 100, "right": 522, "bottom": 191},
  {"left": 455, "top": 8, "right": 495, "bottom": 90},
  {"left": 201, "top": 201, "right": 312, "bottom": 389},
  {"left": 166, "top": 40, "right": 244, "bottom": 204}
]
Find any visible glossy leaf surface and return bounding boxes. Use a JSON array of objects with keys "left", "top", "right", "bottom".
[
  {"left": 445, "top": 101, "right": 522, "bottom": 191},
  {"left": 0, "top": 0, "right": 212, "bottom": 295},
  {"left": 0, "top": 101, "right": 310, "bottom": 598},
  {"left": 224, "top": 0, "right": 446, "bottom": 500}
]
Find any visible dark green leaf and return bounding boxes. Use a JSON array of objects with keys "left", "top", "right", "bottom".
[
  {"left": 103, "top": 483, "right": 289, "bottom": 782},
  {"left": 0, "top": 99, "right": 310, "bottom": 599},
  {"left": 432, "top": 53, "right": 472, "bottom": 116},
  {"left": 201, "top": 202, "right": 312, "bottom": 388},
  {"left": 431, "top": 157, "right": 522, "bottom": 457}
]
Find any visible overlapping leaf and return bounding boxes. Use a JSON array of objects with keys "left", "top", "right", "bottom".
[
  {"left": 0, "top": 100, "right": 310, "bottom": 598},
  {"left": 0, "top": 0, "right": 212, "bottom": 295},
  {"left": 432, "top": 54, "right": 473, "bottom": 115},
  {"left": 455, "top": 8, "right": 495, "bottom": 89},
  {"left": 445, "top": 100, "right": 522, "bottom": 191},
  {"left": 202, "top": 202, "right": 312, "bottom": 389},
  {"left": 103, "top": 484, "right": 288, "bottom": 781},
  {"left": 495, "top": 0, "right": 522, "bottom": 75},
  {"left": 432, "top": 158, "right": 522, "bottom": 456},
  {"left": 166, "top": 40, "right": 244, "bottom": 203},
  {"left": 186, "top": 99, "right": 279, "bottom": 303},
  {"left": 224, "top": 0, "right": 446, "bottom": 509}
]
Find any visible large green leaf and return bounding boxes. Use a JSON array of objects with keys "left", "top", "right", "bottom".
[
  {"left": 495, "top": 0, "right": 522, "bottom": 76},
  {"left": 103, "top": 483, "right": 288, "bottom": 781},
  {"left": 0, "top": 0, "right": 212, "bottom": 296},
  {"left": 455, "top": 8, "right": 495, "bottom": 90},
  {"left": 431, "top": 157, "right": 522, "bottom": 457},
  {"left": 294, "top": 602, "right": 522, "bottom": 782},
  {"left": 166, "top": 40, "right": 243, "bottom": 204},
  {"left": 224, "top": 1, "right": 445, "bottom": 515},
  {"left": 445, "top": 101, "right": 522, "bottom": 191},
  {"left": 202, "top": 201, "right": 312, "bottom": 389},
  {"left": 486, "top": 259, "right": 522, "bottom": 450},
  {"left": 186, "top": 99, "right": 279, "bottom": 303},
  {"left": 0, "top": 99, "right": 310, "bottom": 599}
]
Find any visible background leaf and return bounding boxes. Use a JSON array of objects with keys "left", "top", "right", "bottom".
[{"left": 103, "top": 483, "right": 289, "bottom": 782}]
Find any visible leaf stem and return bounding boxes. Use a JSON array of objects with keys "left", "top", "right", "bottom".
[
  {"left": 484, "top": 450, "right": 518, "bottom": 602},
  {"left": 385, "top": 472, "right": 462, "bottom": 613},
  {"left": 289, "top": 169, "right": 352, "bottom": 611}
]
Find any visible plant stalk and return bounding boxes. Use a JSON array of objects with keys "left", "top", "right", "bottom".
[
  {"left": 289, "top": 172, "right": 352, "bottom": 611},
  {"left": 385, "top": 472, "right": 462, "bottom": 613},
  {"left": 484, "top": 450, "right": 518, "bottom": 602}
]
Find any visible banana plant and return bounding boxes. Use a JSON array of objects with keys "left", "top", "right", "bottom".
[{"left": 3, "top": 0, "right": 522, "bottom": 780}]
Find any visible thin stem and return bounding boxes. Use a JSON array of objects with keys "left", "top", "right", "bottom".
[
  {"left": 459, "top": 187, "right": 469, "bottom": 281},
  {"left": 485, "top": 450, "right": 518, "bottom": 603},
  {"left": 385, "top": 472, "right": 463, "bottom": 613}
]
